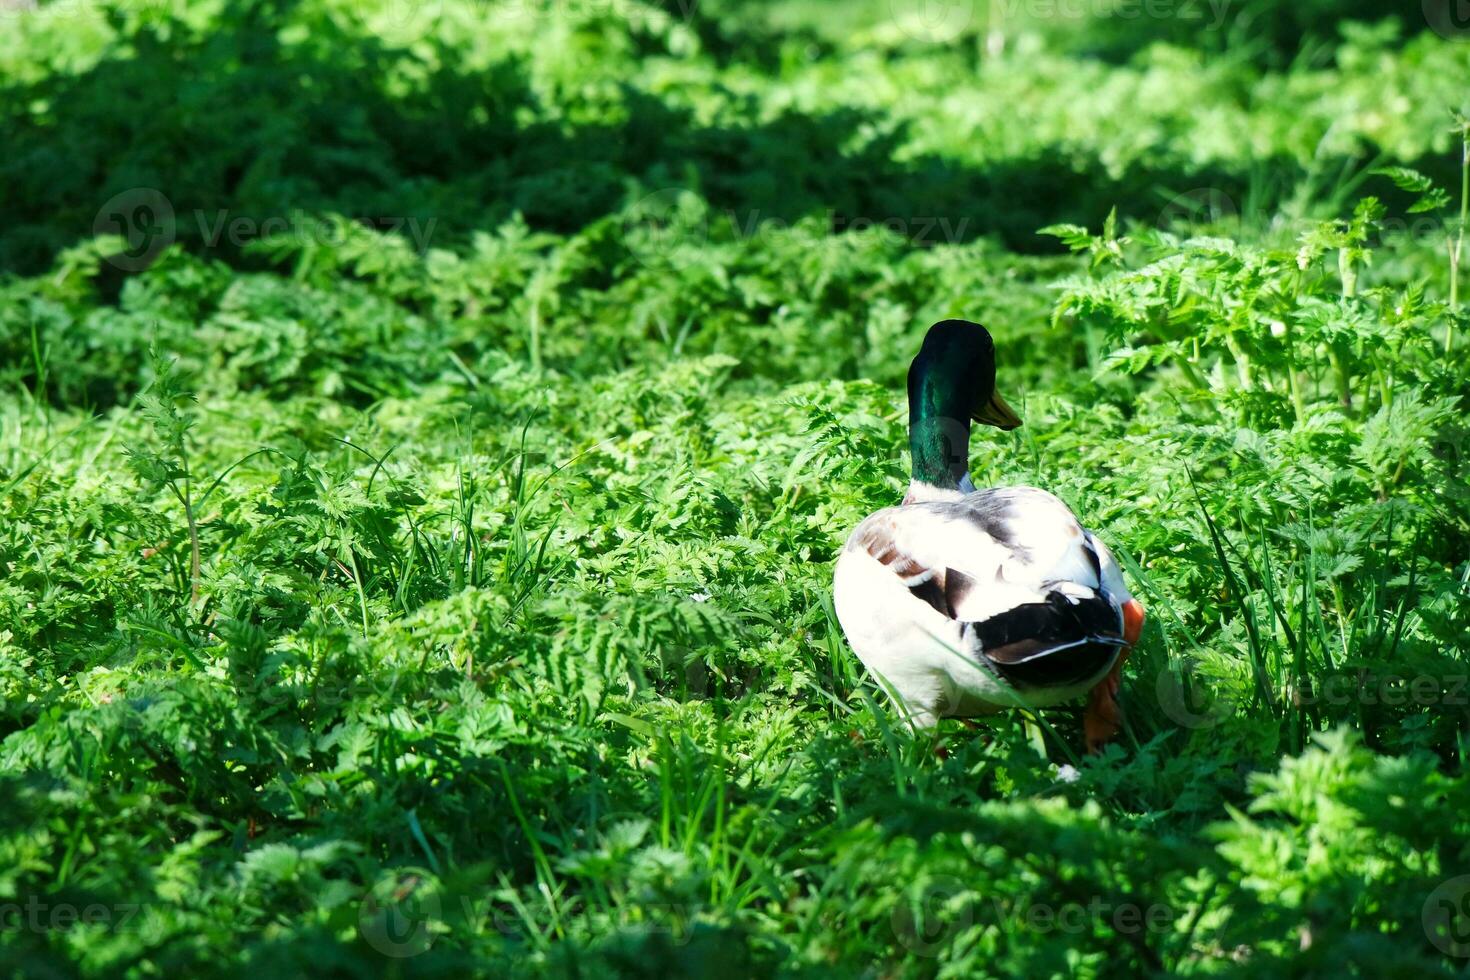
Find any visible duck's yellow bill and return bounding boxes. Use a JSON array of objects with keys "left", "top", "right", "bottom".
[{"left": 973, "top": 391, "right": 1022, "bottom": 430}]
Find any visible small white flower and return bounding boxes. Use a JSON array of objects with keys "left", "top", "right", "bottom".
[
  {"left": 690, "top": 592, "right": 710, "bottom": 603},
  {"left": 1055, "top": 764, "right": 1080, "bottom": 783},
  {"left": 1269, "top": 320, "right": 1287, "bottom": 338}
]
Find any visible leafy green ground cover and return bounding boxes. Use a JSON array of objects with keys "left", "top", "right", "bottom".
[{"left": 1, "top": 0, "right": 1469, "bottom": 975}]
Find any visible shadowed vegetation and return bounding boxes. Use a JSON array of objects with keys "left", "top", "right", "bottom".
[{"left": 0, "top": 0, "right": 1468, "bottom": 975}]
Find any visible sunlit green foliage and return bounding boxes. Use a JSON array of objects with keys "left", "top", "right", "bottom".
[{"left": 0, "top": 0, "right": 1468, "bottom": 976}]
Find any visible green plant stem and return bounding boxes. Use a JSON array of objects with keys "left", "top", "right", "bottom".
[
  {"left": 1282, "top": 322, "right": 1306, "bottom": 426},
  {"left": 1327, "top": 347, "right": 1352, "bottom": 412},
  {"left": 1288, "top": 369, "right": 1306, "bottom": 425},
  {"left": 29, "top": 317, "right": 48, "bottom": 421},
  {"left": 529, "top": 295, "right": 542, "bottom": 372},
  {"left": 1175, "top": 354, "right": 1209, "bottom": 392},
  {"left": 349, "top": 549, "right": 370, "bottom": 637},
  {"left": 985, "top": 0, "right": 1006, "bottom": 57},
  {"left": 1225, "top": 334, "right": 1253, "bottom": 390},
  {"left": 1332, "top": 250, "right": 1357, "bottom": 414},
  {"left": 1337, "top": 248, "right": 1357, "bottom": 301},
  {"left": 1449, "top": 132, "right": 1468, "bottom": 353},
  {"left": 180, "top": 468, "right": 201, "bottom": 608}
]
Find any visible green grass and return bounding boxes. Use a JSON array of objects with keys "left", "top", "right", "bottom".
[{"left": 1, "top": 1, "right": 1469, "bottom": 976}]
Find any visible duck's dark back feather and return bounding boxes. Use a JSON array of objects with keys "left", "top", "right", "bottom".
[{"left": 961, "top": 591, "right": 1124, "bottom": 690}]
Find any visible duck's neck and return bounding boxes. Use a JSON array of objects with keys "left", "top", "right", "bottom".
[{"left": 907, "top": 370, "right": 973, "bottom": 497}]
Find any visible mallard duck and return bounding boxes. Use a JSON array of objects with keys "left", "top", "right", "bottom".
[{"left": 833, "top": 319, "right": 1145, "bottom": 753}]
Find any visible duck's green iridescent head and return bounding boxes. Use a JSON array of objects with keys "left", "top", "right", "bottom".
[{"left": 906, "top": 319, "right": 1022, "bottom": 490}]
